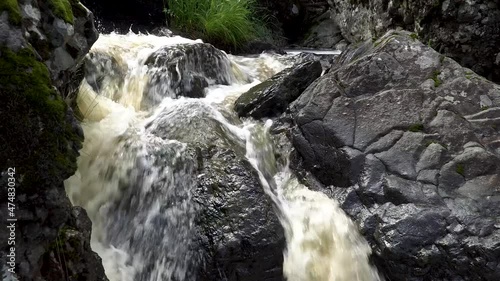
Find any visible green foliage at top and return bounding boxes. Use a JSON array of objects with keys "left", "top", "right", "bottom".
[
  {"left": 167, "top": 0, "right": 260, "bottom": 48},
  {"left": 48, "top": 0, "right": 74, "bottom": 24},
  {"left": 0, "top": 0, "right": 22, "bottom": 25},
  {"left": 0, "top": 47, "right": 81, "bottom": 189}
]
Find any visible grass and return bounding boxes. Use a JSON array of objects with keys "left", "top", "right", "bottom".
[
  {"left": 0, "top": 0, "right": 21, "bottom": 25},
  {"left": 166, "top": 0, "right": 262, "bottom": 48}
]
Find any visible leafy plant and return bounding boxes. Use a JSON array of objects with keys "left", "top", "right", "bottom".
[{"left": 166, "top": 0, "right": 262, "bottom": 47}]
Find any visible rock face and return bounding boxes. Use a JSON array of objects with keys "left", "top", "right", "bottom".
[
  {"left": 195, "top": 146, "right": 285, "bottom": 281},
  {"left": 290, "top": 30, "right": 500, "bottom": 280},
  {"left": 256, "top": 0, "right": 329, "bottom": 43},
  {"left": 143, "top": 43, "right": 239, "bottom": 108},
  {"left": 327, "top": 0, "right": 500, "bottom": 82},
  {"left": 299, "top": 10, "right": 344, "bottom": 49},
  {"left": 0, "top": 1, "right": 105, "bottom": 280},
  {"left": 234, "top": 59, "right": 322, "bottom": 119}
]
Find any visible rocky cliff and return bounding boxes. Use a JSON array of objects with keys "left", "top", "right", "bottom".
[
  {"left": 323, "top": 0, "right": 500, "bottom": 83},
  {"left": 0, "top": 0, "right": 106, "bottom": 280},
  {"left": 290, "top": 30, "right": 500, "bottom": 280}
]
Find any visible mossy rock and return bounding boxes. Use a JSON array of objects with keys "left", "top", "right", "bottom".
[
  {"left": 48, "top": 0, "right": 75, "bottom": 24},
  {"left": 0, "top": 0, "right": 21, "bottom": 25},
  {"left": 0, "top": 46, "right": 82, "bottom": 190}
]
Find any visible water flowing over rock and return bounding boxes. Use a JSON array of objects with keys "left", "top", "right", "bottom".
[
  {"left": 234, "top": 59, "right": 322, "bottom": 119},
  {"left": 0, "top": 0, "right": 105, "bottom": 280},
  {"left": 326, "top": 0, "right": 500, "bottom": 83},
  {"left": 194, "top": 146, "right": 285, "bottom": 281},
  {"left": 290, "top": 30, "right": 500, "bottom": 280},
  {"left": 66, "top": 32, "right": 382, "bottom": 281},
  {"left": 143, "top": 43, "right": 242, "bottom": 109}
]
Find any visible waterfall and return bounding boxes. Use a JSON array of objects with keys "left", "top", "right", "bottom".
[{"left": 64, "top": 32, "right": 381, "bottom": 281}]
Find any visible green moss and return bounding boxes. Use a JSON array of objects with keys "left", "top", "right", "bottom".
[
  {"left": 0, "top": 47, "right": 81, "bottom": 190},
  {"left": 408, "top": 123, "right": 424, "bottom": 132},
  {"left": 409, "top": 33, "right": 419, "bottom": 41},
  {"left": 456, "top": 164, "right": 465, "bottom": 176},
  {"left": 0, "top": 0, "right": 22, "bottom": 25},
  {"left": 432, "top": 70, "right": 442, "bottom": 87},
  {"left": 0, "top": 48, "right": 64, "bottom": 117},
  {"left": 48, "top": 0, "right": 74, "bottom": 24}
]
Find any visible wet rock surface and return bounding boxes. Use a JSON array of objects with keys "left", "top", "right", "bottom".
[
  {"left": 290, "top": 30, "right": 500, "bottom": 280},
  {"left": 327, "top": 0, "right": 500, "bottom": 83},
  {"left": 0, "top": 1, "right": 105, "bottom": 280},
  {"left": 194, "top": 146, "right": 285, "bottom": 281},
  {"left": 234, "top": 59, "right": 322, "bottom": 119}
]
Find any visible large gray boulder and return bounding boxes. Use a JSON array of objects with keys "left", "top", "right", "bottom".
[
  {"left": 290, "top": 30, "right": 500, "bottom": 280},
  {"left": 326, "top": 0, "right": 500, "bottom": 82},
  {"left": 143, "top": 43, "right": 240, "bottom": 108}
]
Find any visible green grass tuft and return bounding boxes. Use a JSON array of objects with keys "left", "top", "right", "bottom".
[
  {"left": 409, "top": 33, "right": 419, "bottom": 41},
  {"left": 167, "top": 0, "right": 262, "bottom": 48},
  {"left": 0, "top": 0, "right": 22, "bottom": 25},
  {"left": 48, "top": 0, "right": 74, "bottom": 24}
]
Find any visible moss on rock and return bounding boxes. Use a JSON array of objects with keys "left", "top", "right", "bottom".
[
  {"left": 0, "top": 0, "right": 21, "bottom": 25},
  {"left": 0, "top": 46, "right": 82, "bottom": 189},
  {"left": 48, "top": 0, "right": 75, "bottom": 24}
]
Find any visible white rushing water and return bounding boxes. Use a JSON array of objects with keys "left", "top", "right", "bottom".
[{"left": 64, "top": 32, "right": 381, "bottom": 281}]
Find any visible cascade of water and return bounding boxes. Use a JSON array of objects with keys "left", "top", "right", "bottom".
[{"left": 65, "top": 32, "right": 381, "bottom": 281}]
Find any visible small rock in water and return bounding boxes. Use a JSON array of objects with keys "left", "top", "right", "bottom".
[{"left": 234, "top": 59, "right": 322, "bottom": 119}]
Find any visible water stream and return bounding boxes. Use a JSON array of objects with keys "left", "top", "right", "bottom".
[{"left": 64, "top": 32, "right": 381, "bottom": 281}]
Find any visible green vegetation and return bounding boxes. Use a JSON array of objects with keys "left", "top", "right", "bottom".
[
  {"left": 432, "top": 70, "right": 442, "bottom": 87},
  {"left": 166, "top": 0, "right": 262, "bottom": 47},
  {"left": 456, "top": 164, "right": 465, "bottom": 176},
  {"left": 48, "top": 0, "right": 74, "bottom": 24},
  {"left": 0, "top": 0, "right": 21, "bottom": 25},
  {"left": 410, "top": 33, "right": 419, "bottom": 41},
  {"left": 465, "top": 71, "right": 474, "bottom": 80},
  {"left": 409, "top": 123, "right": 424, "bottom": 132},
  {"left": 0, "top": 47, "right": 81, "bottom": 189}
]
